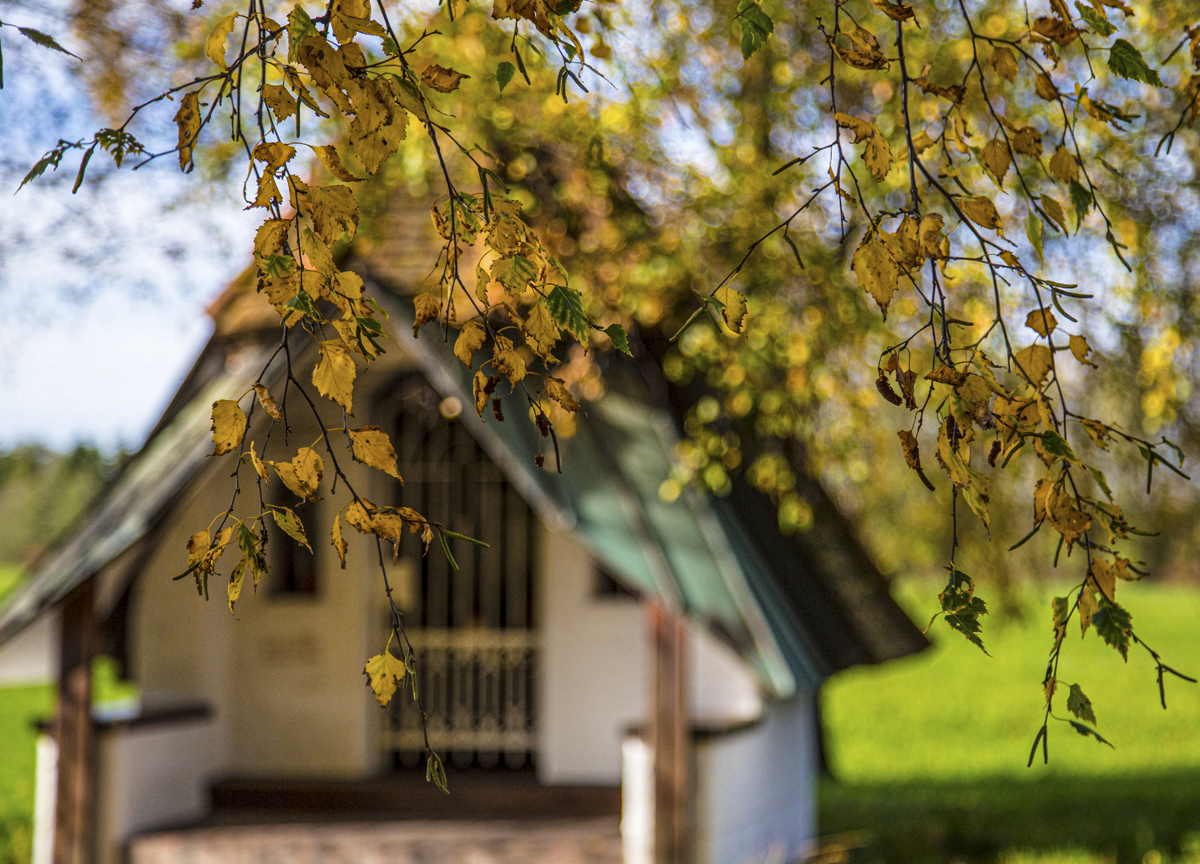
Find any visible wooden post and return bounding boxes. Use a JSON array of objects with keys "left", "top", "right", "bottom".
[
  {"left": 54, "top": 580, "right": 96, "bottom": 864},
  {"left": 649, "top": 603, "right": 688, "bottom": 864}
]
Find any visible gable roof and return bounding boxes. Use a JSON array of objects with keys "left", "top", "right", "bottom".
[{"left": 0, "top": 195, "right": 926, "bottom": 697}]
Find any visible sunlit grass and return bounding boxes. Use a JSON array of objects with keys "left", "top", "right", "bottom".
[
  {"left": 820, "top": 579, "right": 1200, "bottom": 864},
  {"left": 823, "top": 580, "right": 1200, "bottom": 779},
  {"left": 0, "top": 684, "right": 53, "bottom": 864}
]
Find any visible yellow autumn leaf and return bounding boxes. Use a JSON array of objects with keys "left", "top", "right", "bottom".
[
  {"left": 1012, "top": 126, "right": 1042, "bottom": 157},
  {"left": 960, "top": 197, "right": 1002, "bottom": 232},
  {"left": 1049, "top": 145, "right": 1078, "bottom": 184},
  {"left": 200, "top": 526, "right": 234, "bottom": 576},
  {"left": 1013, "top": 344, "right": 1054, "bottom": 387},
  {"left": 187, "top": 530, "right": 210, "bottom": 570},
  {"left": 473, "top": 369, "right": 490, "bottom": 417},
  {"left": 174, "top": 91, "right": 201, "bottom": 172},
  {"left": 253, "top": 383, "right": 283, "bottom": 421},
  {"left": 254, "top": 219, "right": 290, "bottom": 259},
  {"left": 344, "top": 499, "right": 375, "bottom": 534},
  {"left": 714, "top": 285, "right": 748, "bottom": 333},
  {"left": 412, "top": 292, "right": 441, "bottom": 337},
  {"left": 253, "top": 141, "right": 296, "bottom": 171},
  {"left": 937, "top": 418, "right": 991, "bottom": 530},
  {"left": 926, "top": 365, "right": 969, "bottom": 386},
  {"left": 494, "top": 347, "right": 527, "bottom": 384},
  {"left": 1081, "top": 418, "right": 1111, "bottom": 449},
  {"left": 268, "top": 461, "right": 307, "bottom": 500},
  {"left": 981, "top": 138, "right": 1011, "bottom": 187},
  {"left": 833, "top": 112, "right": 891, "bottom": 182},
  {"left": 211, "top": 399, "right": 247, "bottom": 455},
  {"left": 313, "top": 340, "right": 357, "bottom": 414},
  {"left": 911, "top": 128, "right": 935, "bottom": 155},
  {"left": 545, "top": 377, "right": 581, "bottom": 412},
  {"left": 271, "top": 506, "right": 311, "bottom": 550},
  {"left": 852, "top": 229, "right": 900, "bottom": 318},
  {"left": 262, "top": 84, "right": 297, "bottom": 122},
  {"left": 331, "top": 514, "right": 348, "bottom": 569},
  {"left": 249, "top": 172, "right": 281, "bottom": 209},
  {"left": 989, "top": 45, "right": 1018, "bottom": 82},
  {"left": 1041, "top": 194, "right": 1068, "bottom": 233},
  {"left": 454, "top": 320, "right": 487, "bottom": 367},
  {"left": 227, "top": 555, "right": 247, "bottom": 612},
  {"left": 523, "top": 304, "right": 561, "bottom": 357},
  {"left": 919, "top": 214, "right": 947, "bottom": 259},
  {"left": 348, "top": 426, "right": 402, "bottom": 480},
  {"left": 314, "top": 144, "right": 361, "bottom": 182},
  {"left": 1091, "top": 558, "right": 1118, "bottom": 602},
  {"left": 293, "top": 446, "right": 324, "bottom": 495},
  {"left": 1035, "top": 71, "right": 1058, "bottom": 101},
  {"left": 1045, "top": 484, "right": 1091, "bottom": 550},
  {"left": 1070, "top": 333, "right": 1099, "bottom": 367},
  {"left": 364, "top": 649, "right": 407, "bottom": 706},
  {"left": 868, "top": 0, "right": 915, "bottom": 22},
  {"left": 303, "top": 184, "right": 360, "bottom": 246},
  {"left": 1025, "top": 309, "right": 1058, "bottom": 337},
  {"left": 248, "top": 441, "right": 269, "bottom": 481},
  {"left": 205, "top": 13, "right": 237, "bottom": 70},
  {"left": 420, "top": 63, "right": 470, "bottom": 93},
  {"left": 956, "top": 374, "right": 992, "bottom": 408},
  {"left": 897, "top": 430, "right": 935, "bottom": 491}
]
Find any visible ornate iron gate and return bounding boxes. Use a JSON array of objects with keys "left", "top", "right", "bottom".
[{"left": 383, "top": 376, "right": 538, "bottom": 768}]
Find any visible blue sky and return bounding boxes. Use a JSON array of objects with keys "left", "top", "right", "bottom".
[{"left": 0, "top": 8, "right": 259, "bottom": 451}]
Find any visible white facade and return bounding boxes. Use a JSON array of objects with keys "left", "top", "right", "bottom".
[
  {"left": 0, "top": 608, "right": 57, "bottom": 685},
  {"left": 22, "top": 342, "right": 821, "bottom": 864}
]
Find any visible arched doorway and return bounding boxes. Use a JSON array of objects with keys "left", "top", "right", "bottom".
[{"left": 384, "top": 375, "right": 538, "bottom": 770}]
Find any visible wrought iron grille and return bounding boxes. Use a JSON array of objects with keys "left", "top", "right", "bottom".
[{"left": 383, "top": 376, "right": 538, "bottom": 766}]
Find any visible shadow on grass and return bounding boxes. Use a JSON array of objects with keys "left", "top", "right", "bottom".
[{"left": 820, "top": 772, "right": 1200, "bottom": 864}]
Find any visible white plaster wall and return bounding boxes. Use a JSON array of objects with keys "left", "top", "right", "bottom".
[
  {"left": 0, "top": 610, "right": 58, "bottom": 685},
  {"left": 537, "top": 528, "right": 646, "bottom": 785},
  {"left": 95, "top": 718, "right": 221, "bottom": 864},
  {"left": 126, "top": 355, "right": 415, "bottom": 782},
  {"left": 689, "top": 626, "right": 762, "bottom": 727},
  {"left": 693, "top": 692, "right": 817, "bottom": 864}
]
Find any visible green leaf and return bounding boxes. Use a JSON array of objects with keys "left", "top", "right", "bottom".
[
  {"left": 1069, "top": 179, "right": 1092, "bottom": 230},
  {"left": 1093, "top": 597, "right": 1132, "bottom": 660},
  {"left": 1039, "top": 431, "right": 1081, "bottom": 466},
  {"left": 17, "top": 142, "right": 75, "bottom": 191},
  {"left": 1026, "top": 209, "right": 1044, "bottom": 265},
  {"left": 496, "top": 61, "right": 516, "bottom": 93},
  {"left": 271, "top": 506, "right": 311, "bottom": 550},
  {"left": 735, "top": 0, "right": 774, "bottom": 60},
  {"left": 1107, "top": 39, "right": 1163, "bottom": 87},
  {"left": 938, "top": 569, "right": 989, "bottom": 653},
  {"left": 17, "top": 27, "right": 80, "bottom": 59},
  {"left": 604, "top": 323, "right": 632, "bottom": 356},
  {"left": 1067, "top": 683, "right": 1097, "bottom": 725},
  {"left": 1052, "top": 595, "right": 1070, "bottom": 629},
  {"left": 286, "top": 5, "right": 317, "bottom": 64},
  {"left": 283, "top": 289, "right": 320, "bottom": 322},
  {"left": 1068, "top": 719, "right": 1114, "bottom": 748},
  {"left": 1074, "top": 3, "right": 1115, "bottom": 36},
  {"left": 546, "top": 285, "right": 589, "bottom": 344},
  {"left": 1090, "top": 467, "right": 1114, "bottom": 502}
]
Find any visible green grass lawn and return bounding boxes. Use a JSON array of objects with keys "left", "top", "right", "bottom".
[
  {"left": 0, "top": 685, "right": 53, "bottom": 864},
  {"left": 821, "top": 579, "right": 1200, "bottom": 864}
]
